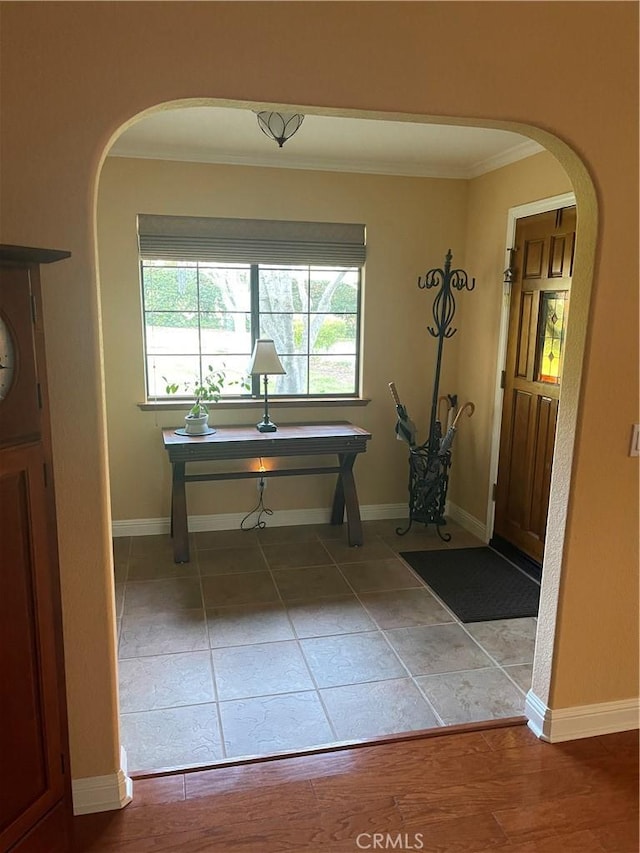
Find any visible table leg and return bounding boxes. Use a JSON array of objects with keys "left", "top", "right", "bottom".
[
  {"left": 330, "top": 461, "right": 345, "bottom": 526},
  {"left": 171, "top": 462, "right": 190, "bottom": 562},
  {"left": 332, "top": 453, "right": 363, "bottom": 546}
]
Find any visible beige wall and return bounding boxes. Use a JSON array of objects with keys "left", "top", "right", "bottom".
[
  {"left": 0, "top": 1, "right": 637, "bottom": 782},
  {"left": 449, "top": 152, "right": 574, "bottom": 521},
  {"left": 99, "top": 151, "right": 574, "bottom": 532},
  {"left": 97, "top": 157, "right": 468, "bottom": 521}
]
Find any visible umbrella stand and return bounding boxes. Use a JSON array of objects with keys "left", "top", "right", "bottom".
[
  {"left": 396, "top": 445, "right": 453, "bottom": 539},
  {"left": 395, "top": 250, "right": 475, "bottom": 540}
]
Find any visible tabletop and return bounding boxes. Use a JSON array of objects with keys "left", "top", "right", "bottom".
[{"left": 161, "top": 421, "right": 372, "bottom": 462}]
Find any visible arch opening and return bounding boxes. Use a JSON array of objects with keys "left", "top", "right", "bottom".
[{"left": 93, "top": 96, "right": 596, "bottom": 773}]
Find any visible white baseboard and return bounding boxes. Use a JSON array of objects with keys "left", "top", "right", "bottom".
[
  {"left": 112, "top": 503, "right": 408, "bottom": 537},
  {"left": 362, "top": 502, "right": 410, "bottom": 521},
  {"left": 445, "top": 501, "right": 488, "bottom": 542},
  {"left": 72, "top": 746, "right": 133, "bottom": 815},
  {"left": 526, "top": 690, "right": 640, "bottom": 742}
]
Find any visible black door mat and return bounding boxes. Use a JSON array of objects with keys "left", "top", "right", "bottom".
[{"left": 400, "top": 547, "right": 540, "bottom": 623}]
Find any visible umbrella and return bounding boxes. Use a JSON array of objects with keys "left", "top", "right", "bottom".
[
  {"left": 439, "top": 401, "right": 475, "bottom": 456},
  {"left": 438, "top": 395, "right": 453, "bottom": 433},
  {"left": 389, "top": 382, "right": 417, "bottom": 447}
]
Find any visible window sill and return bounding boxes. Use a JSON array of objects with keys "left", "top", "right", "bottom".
[{"left": 137, "top": 397, "right": 371, "bottom": 412}]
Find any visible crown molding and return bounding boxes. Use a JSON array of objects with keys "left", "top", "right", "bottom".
[
  {"left": 108, "top": 138, "right": 544, "bottom": 181},
  {"left": 466, "top": 139, "right": 545, "bottom": 178}
]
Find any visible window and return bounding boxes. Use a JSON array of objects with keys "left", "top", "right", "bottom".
[
  {"left": 535, "top": 290, "right": 569, "bottom": 385},
  {"left": 138, "top": 216, "right": 365, "bottom": 399}
]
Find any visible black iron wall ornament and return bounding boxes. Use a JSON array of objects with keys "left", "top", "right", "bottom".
[{"left": 396, "top": 249, "right": 475, "bottom": 540}]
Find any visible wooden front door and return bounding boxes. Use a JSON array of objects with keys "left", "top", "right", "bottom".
[{"left": 494, "top": 206, "right": 576, "bottom": 564}]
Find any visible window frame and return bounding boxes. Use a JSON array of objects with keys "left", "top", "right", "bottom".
[{"left": 139, "top": 258, "right": 363, "bottom": 402}]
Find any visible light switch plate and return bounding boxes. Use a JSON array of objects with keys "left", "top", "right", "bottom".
[{"left": 630, "top": 424, "right": 640, "bottom": 457}]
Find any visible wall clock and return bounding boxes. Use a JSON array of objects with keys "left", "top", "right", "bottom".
[
  {"left": 0, "top": 249, "right": 68, "bottom": 449},
  {"left": 0, "top": 313, "right": 16, "bottom": 401},
  {"left": 0, "top": 266, "right": 42, "bottom": 445},
  {"left": 0, "top": 245, "right": 73, "bottom": 853}
]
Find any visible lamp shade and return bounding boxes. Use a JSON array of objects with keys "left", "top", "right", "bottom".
[
  {"left": 256, "top": 112, "right": 304, "bottom": 148},
  {"left": 248, "top": 339, "right": 286, "bottom": 376}
]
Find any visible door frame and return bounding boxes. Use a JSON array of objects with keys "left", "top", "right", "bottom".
[{"left": 486, "top": 191, "right": 576, "bottom": 542}]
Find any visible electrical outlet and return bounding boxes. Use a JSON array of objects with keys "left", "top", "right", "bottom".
[{"left": 630, "top": 424, "right": 640, "bottom": 457}]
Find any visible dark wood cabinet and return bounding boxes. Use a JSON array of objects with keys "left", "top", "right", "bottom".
[{"left": 0, "top": 246, "right": 72, "bottom": 853}]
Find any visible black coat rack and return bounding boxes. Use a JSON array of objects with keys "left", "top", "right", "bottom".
[{"left": 397, "top": 249, "right": 475, "bottom": 540}]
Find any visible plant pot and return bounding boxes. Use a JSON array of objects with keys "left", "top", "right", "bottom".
[{"left": 184, "top": 413, "right": 211, "bottom": 435}]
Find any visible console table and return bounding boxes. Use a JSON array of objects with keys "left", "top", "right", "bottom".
[{"left": 162, "top": 422, "right": 372, "bottom": 562}]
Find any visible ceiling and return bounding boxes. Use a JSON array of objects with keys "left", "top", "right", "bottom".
[{"left": 109, "top": 106, "right": 544, "bottom": 180}]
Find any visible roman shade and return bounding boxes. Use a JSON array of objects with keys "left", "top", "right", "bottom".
[{"left": 137, "top": 214, "right": 366, "bottom": 267}]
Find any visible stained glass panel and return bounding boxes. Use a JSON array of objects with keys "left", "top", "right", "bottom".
[{"left": 535, "top": 291, "right": 569, "bottom": 384}]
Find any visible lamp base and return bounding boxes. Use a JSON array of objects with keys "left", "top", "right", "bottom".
[{"left": 256, "top": 420, "right": 277, "bottom": 433}]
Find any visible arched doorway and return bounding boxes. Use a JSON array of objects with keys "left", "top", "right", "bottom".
[{"left": 94, "top": 98, "right": 592, "bottom": 780}]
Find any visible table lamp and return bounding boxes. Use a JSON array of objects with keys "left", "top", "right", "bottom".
[{"left": 248, "top": 339, "right": 286, "bottom": 432}]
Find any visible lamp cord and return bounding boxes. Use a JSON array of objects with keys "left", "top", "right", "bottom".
[{"left": 240, "top": 477, "right": 273, "bottom": 530}]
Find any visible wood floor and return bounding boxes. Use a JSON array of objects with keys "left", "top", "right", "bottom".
[{"left": 73, "top": 723, "right": 639, "bottom": 852}]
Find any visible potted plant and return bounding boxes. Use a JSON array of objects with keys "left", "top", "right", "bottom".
[{"left": 164, "top": 365, "right": 246, "bottom": 435}]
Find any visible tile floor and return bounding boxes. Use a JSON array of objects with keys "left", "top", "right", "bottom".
[{"left": 113, "top": 518, "right": 538, "bottom": 774}]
